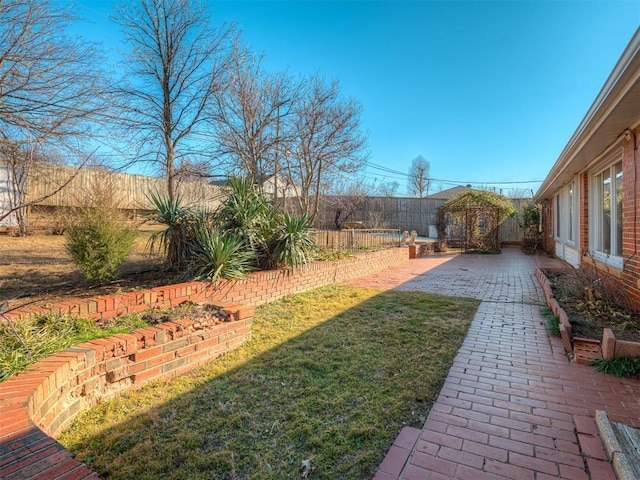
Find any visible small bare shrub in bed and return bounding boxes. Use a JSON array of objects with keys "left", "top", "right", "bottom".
[{"left": 547, "top": 265, "right": 640, "bottom": 342}]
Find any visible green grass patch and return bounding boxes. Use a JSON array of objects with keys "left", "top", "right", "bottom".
[
  {"left": 589, "top": 356, "right": 640, "bottom": 378},
  {"left": 0, "top": 312, "right": 149, "bottom": 382},
  {"left": 59, "top": 285, "right": 478, "bottom": 480},
  {"left": 540, "top": 307, "right": 561, "bottom": 336}
]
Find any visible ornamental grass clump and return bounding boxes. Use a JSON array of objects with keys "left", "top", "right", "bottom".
[{"left": 0, "top": 312, "right": 148, "bottom": 382}]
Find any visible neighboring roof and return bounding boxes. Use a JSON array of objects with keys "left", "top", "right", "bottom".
[
  {"left": 425, "top": 185, "right": 473, "bottom": 200},
  {"left": 536, "top": 28, "right": 640, "bottom": 201}
]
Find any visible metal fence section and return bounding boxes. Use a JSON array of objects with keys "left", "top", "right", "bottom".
[{"left": 310, "top": 228, "right": 402, "bottom": 253}]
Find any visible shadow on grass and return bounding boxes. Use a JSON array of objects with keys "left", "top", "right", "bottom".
[{"left": 59, "top": 285, "right": 479, "bottom": 480}]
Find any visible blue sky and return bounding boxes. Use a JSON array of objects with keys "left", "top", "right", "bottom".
[{"left": 71, "top": 0, "right": 639, "bottom": 196}]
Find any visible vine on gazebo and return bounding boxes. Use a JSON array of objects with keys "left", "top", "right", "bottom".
[{"left": 436, "top": 190, "right": 516, "bottom": 252}]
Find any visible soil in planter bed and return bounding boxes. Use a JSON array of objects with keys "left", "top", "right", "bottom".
[
  {"left": 547, "top": 270, "right": 640, "bottom": 343},
  {"left": 96, "top": 303, "right": 230, "bottom": 330}
]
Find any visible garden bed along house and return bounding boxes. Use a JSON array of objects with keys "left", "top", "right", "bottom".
[{"left": 535, "top": 267, "right": 640, "bottom": 365}]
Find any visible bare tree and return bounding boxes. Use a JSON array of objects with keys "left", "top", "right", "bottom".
[
  {"left": 505, "top": 187, "right": 534, "bottom": 199},
  {"left": 0, "top": 0, "right": 106, "bottom": 234},
  {"left": 408, "top": 155, "right": 430, "bottom": 198},
  {"left": 284, "top": 75, "right": 368, "bottom": 223},
  {"left": 321, "top": 176, "right": 371, "bottom": 229},
  {"left": 210, "top": 43, "right": 297, "bottom": 188},
  {"left": 113, "top": 0, "right": 234, "bottom": 201},
  {"left": 377, "top": 180, "right": 400, "bottom": 197}
]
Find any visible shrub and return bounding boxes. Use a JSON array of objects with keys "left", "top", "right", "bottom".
[
  {"left": 213, "top": 178, "right": 315, "bottom": 270},
  {"left": 213, "top": 176, "right": 276, "bottom": 258},
  {"left": 147, "top": 192, "right": 201, "bottom": 270},
  {"left": 66, "top": 210, "right": 136, "bottom": 282},
  {"left": 64, "top": 172, "right": 137, "bottom": 283},
  {"left": 267, "top": 213, "right": 315, "bottom": 269},
  {"left": 148, "top": 177, "right": 317, "bottom": 281}
]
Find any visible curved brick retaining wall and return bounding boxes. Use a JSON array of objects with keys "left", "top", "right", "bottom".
[
  {"left": 0, "top": 247, "right": 410, "bottom": 479},
  {"left": 4, "top": 246, "right": 409, "bottom": 325},
  {"left": 0, "top": 304, "right": 254, "bottom": 480}
]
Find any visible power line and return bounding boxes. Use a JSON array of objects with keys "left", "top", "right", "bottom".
[{"left": 364, "top": 160, "right": 542, "bottom": 186}]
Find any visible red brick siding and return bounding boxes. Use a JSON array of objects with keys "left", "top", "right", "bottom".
[
  {"left": 620, "top": 127, "right": 640, "bottom": 309},
  {"left": 579, "top": 172, "right": 589, "bottom": 255},
  {"left": 541, "top": 199, "right": 554, "bottom": 253},
  {"left": 577, "top": 128, "right": 640, "bottom": 311}
]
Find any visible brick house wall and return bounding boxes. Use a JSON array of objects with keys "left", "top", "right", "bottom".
[
  {"left": 541, "top": 198, "right": 554, "bottom": 253},
  {"left": 536, "top": 29, "right": 640, "bottom": 312},
  {"left": 581, "top": 128, "right": 640, "bottom": 311},
  {"left": 619, "top": 127, "right": 640, "bottom": 308},
  {"left": 544, "top": 127, "right": 640, "bottom": 312}
]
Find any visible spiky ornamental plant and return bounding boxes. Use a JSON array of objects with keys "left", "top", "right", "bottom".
[
  {"left": 147, "top": 191, "right": 200, "bottom": 270},
  {"left": 189, "top": 227, "right": 257, "bottom": 282},
  {"left": 267, "top": 213, "right": 315, "bottom": 270},
  {"left": 213, "top": 176, "right": 277, "bottom": 266}
]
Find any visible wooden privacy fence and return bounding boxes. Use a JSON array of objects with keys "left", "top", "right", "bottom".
[
  {"left": 27, "top": 164, "right": 224, "bottom": 211},
  {"left": 5, "top": 163, "right": 531, "bottom": 244},
  {"left": 314, "top": 196, "right": 444, "bottom": 237},
  {"left": 314, "top": 196, "right": 532, "bottom": 243}
]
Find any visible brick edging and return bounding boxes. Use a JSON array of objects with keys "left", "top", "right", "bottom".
[
  {"left": 4, "top": 247, "right": 410, "bottom": 324},
  {"left": 0, "top": 247, "right": 411, "bottom": 479},
  {"left": 0, "top": 303, "right": 255, "bottom": 480},
  {"left": 535, "top": 266, "right": 640, "bottom": 362},
  {"left": 535, "top": 267, "right": 574, "bottom": 354}
]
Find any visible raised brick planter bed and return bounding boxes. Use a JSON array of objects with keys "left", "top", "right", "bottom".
[
  {"left": 0, "top": 303, "right": 254, "bottom": 480},
  {"left": 4, "top": 247, "right": 409, "bottom": 326},
  {"left": 0, "top": 247, "right": 411, "bottom": 479}
]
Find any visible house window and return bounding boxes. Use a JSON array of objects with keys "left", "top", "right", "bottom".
[
  {"left": 555, "top": 194, "right": 561, "bottom": 239},
  {"left": 593, "top": 161, "right": 623, "bottom": 258},
  {"left": 614, "top": 163, "right": 623, "bottom": 255},
  {"left": 568, "top": 181, "right": 574, "bottom": 242}
]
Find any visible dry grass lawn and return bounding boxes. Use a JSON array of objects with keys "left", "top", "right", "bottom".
[{"left": 0, "top": 226, "right": 167, "bottom": 311}]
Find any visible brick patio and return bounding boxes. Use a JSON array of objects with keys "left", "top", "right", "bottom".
[{"left": 348, "top": 247, "right": 640, "bottom": 480}]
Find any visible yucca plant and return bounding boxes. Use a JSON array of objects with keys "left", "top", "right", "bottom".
[
  {"left": 214, "top": 177, "right": 277, "bottom": 265},
  {"left": 267, "top": 213, "right": 315, "bottom": 269},
  {"left": 147, "top": 191, "right": 200, "bottom": 270},
  {"left": 190, "top": 227, "right": 257, "bottom": 283}
]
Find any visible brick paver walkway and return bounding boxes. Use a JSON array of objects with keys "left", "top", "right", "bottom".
[{"left": 348, "top": 247, "right": 640, "bottom": 480}]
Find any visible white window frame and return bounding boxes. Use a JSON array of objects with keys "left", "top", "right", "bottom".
[
  {"left": 554, "top": 180, "right": 578, "bottom": 246},
  {"left": 589, "top": 148, "right": 623, "bottom": 269},
  {"left": 567, "top": 180, "right": 576, "bottom": 246},
  {"left": 554, "top": 194, "right": 561, "bottom": 240}
]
